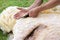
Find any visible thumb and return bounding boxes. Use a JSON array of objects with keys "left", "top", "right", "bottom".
[
  {"left": 17, "top": 7, "right": 24, "bottom": 10},
  {"left": 22, "top": 13, "right": 29, "bottom": 18}
]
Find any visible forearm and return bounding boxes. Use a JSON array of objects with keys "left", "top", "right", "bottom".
[
  {"left": 28, "top": 0, "right": 43, "bottom": 10},
  {"left": 37, "top": 0, "right": 60, "bottom": 12}
]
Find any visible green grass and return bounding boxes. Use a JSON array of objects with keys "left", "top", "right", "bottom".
[
  {"left": 0, "top": 0, "right": 48, "bottom": 13},
  {"left": 0, "top": 30, "right": 8, "bottom": 40},
  {"left": 0, "top": 0, "right": 34, "bottom": 13},
  {"left": 0, "top": 0, "right": 47, "bottom": 40}
]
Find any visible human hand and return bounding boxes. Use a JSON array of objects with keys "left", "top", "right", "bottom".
[
  {"left": 28, "top": 7, "right": 40, "bottom": 17},
  {"left": 14, "top": 8, "right": 29, "bottom": 19}
]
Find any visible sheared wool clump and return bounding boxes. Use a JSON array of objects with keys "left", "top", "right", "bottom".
[
  {"left": 12, "top": 5, "right": 60, "bottom": 40},
  {"left": 0, "top": 6, "right": 20, "bottom": 32}
]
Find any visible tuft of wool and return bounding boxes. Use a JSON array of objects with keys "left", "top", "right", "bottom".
[{"left": 0, "top": 6, "right": 20, "bottom": 32}]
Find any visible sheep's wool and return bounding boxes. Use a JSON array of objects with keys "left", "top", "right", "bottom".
[
  {"left": 0, "top": 5, "right": 60, "bottom": 40},
  {"left": 0, "top": 6, "right": 20, "bottom": 32},
  {"left": 12, "top": 5, "right": 60, "bottom": 40}
]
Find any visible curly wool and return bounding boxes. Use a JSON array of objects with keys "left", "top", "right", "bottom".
[
  {"left": 12, "top": 5, "right": 60, "bottom": 40},
  {"left": 0, "top": 5, "right": 60, "bottom": 40},
  {"left": 0, "top": 6, "right": 20, "bottom": 32}
]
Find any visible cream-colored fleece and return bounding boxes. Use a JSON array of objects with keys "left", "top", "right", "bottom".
[
  {"left": 0, "top": 5, "right": 60, "bottom": 40},
  {"left": 0, "top": 6, "right": 20, "bottom": 32},
  {"left": 12, "top": 5, "right": 60, "bottom": 40}
]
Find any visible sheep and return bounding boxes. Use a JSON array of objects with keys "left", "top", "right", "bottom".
[
  {"left": 0, "top": 5, "right": 60, "bottom": 40},
  {"left": 12, "top": 5, "right": 60, "bottom": 40}
]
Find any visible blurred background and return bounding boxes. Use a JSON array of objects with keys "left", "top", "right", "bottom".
[{"left": 0, "top": 0, "right": 47, "bottom": 40}]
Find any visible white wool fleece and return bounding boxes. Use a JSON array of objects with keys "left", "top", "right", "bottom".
[
  {"left": 12, "top": 5, "right": 60, "bottom": 40},
  {"left": 0, "top": 5, "right": 60, "bottom": 40},
  {"left": 0, "top": 6, "right": 20, "bottom": 32}
]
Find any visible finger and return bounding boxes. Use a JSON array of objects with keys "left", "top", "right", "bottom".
[
  {"left": 22, "top": 14, "right": 29, "bottom": 18},
  {"left": 14, "top": 13, "right": 20, "bottom": 19},
  {"left": 14, "top": 15, "right": 21, "bottom": 19},
  {"left": 17, "top": 7, "right": 24, "bottom": 10},
  {"left": 29, "top": 13, "right": 37, "bottom": 18},
  {"left": 23, "top": 13, "right": 29, "bottom": 16},
  {"left": 14, "top": 14, "right": 18, "bottom": 19}
]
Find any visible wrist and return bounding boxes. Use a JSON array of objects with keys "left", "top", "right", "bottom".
[
  {"left": 35, "top": 6, "right": 43, "bottom": 12},
  {"left": 33, "top": 7, "right": 41, "bottom": 13},
  {"left": 37, "top": 4, "right": 47, "bottom": 12},
  {"left": 28, "top": 0, "right": 43, "bottom": 10}
]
